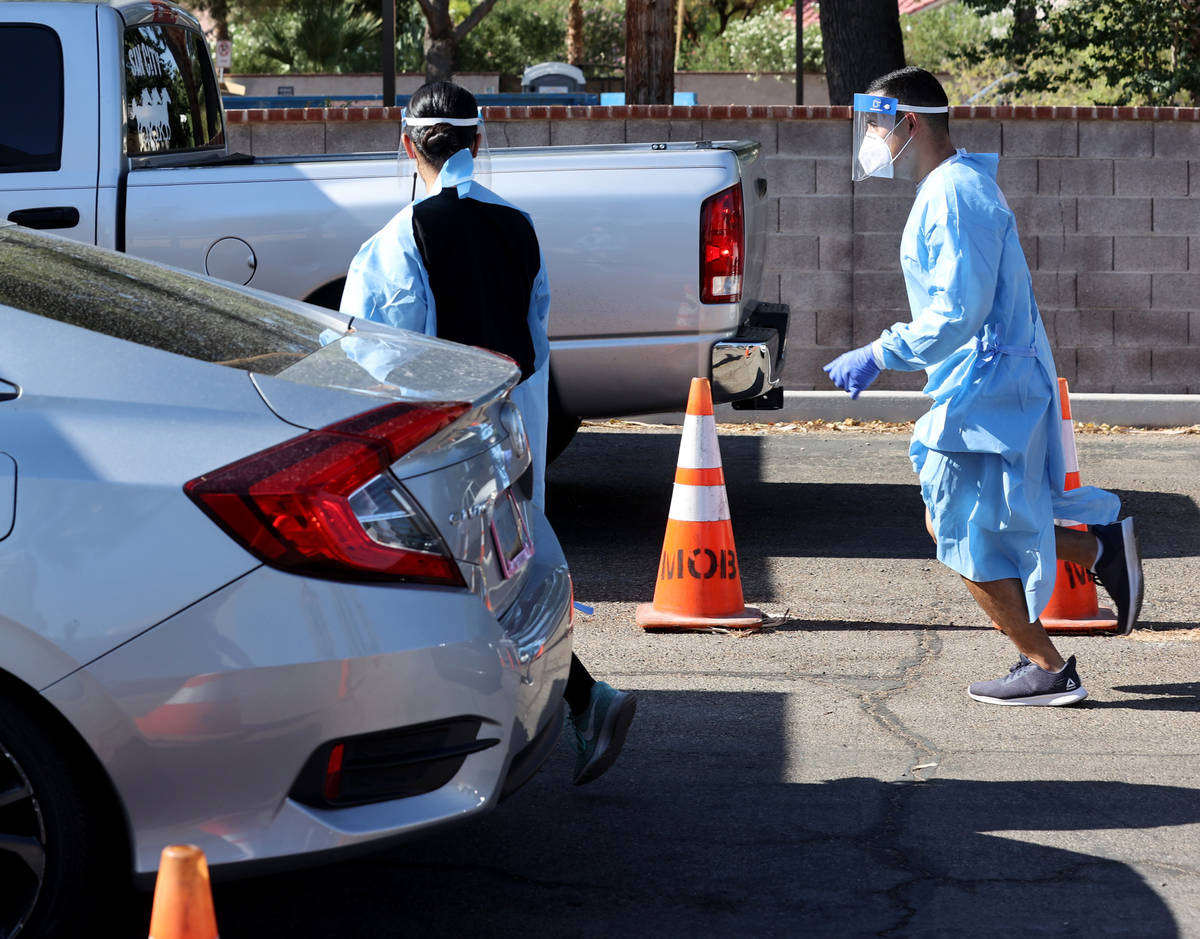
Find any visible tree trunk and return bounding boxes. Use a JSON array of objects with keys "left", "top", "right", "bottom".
[
  {"left": 567, "top": 0, "right": 584, "bottom": 65},
  {"left": 424, "top": 34, "right": 455, "bottom": 81},
  {"left": 1010, "top": 0, "right": 1037, "bottom": 65},
  {"left": 818, "top": 0, "right": 904, "bottom": 106},
  {"left": 625, "top": 0, "right": 675, "bottom": 104},
  {"left": 418, "top": 0, "right": 499, "bottom": 83}
]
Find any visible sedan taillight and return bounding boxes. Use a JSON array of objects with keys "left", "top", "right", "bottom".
[{"left": 185, "top": 401, "right": 468, "bottom": 585}]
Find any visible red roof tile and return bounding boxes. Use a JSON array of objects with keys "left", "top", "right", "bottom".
[{"left": 785, "top": 0, "right": 949, "bottom": 29}]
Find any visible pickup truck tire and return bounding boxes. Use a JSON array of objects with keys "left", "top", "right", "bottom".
[
  {"left": 305, "top": 279, "right": 346, "bottom": 311},
  {"left": 545, "top": 378, "right": 581, "bottom": 464},
  {"left": 546, "top": 411, "right": 582, "bottom": 465},
  {"left": 0, "top": 686, "right": 132, "bottom": 938}
]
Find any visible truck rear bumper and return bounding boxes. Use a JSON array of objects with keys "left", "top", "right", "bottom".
[
  {"left": 549, "top": 303, "right": 789, "bottom": 417},
  {"left": 711, "top": 325, "right": 781, "bottom": 403}
]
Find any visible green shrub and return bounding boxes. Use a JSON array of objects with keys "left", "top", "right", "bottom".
[
  {"left": 453, "top": 0, "right": 625, "bottom": 74},
  {"left": 229, "top": 0, "right": 386, "bottom": 73},
  {"left": 901, "top": 2, "right": 1007, "bottom": 73},
  {"left": 679, "top": 4, "right": 822, "bottom": 73}
]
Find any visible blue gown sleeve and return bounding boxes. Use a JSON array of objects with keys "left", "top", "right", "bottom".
[
  {"left": 528, "top": 255, "right": 551, "bottom": 371},
  {"left": 879, "top": 202, "right": 1005, "bottom": 372},
  {"left": 339, "top": 210, "right": 437, "bottom": 336}
]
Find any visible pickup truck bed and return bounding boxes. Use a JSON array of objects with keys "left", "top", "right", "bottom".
[
  {"left": 0, "top": 0, "right": 787, "bottom": 424},
  {"left": 125, "top": 140, "right": 776, "bottom": 416}
]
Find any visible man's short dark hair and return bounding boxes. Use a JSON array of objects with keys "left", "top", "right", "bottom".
[{"left": 866, "top": 66, "right": 949, "bottom": 137}]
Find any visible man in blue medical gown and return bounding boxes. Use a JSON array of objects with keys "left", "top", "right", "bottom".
[
  {"left": 342, "top": 81, "right": 636, "bottom": 779},
  {"left": 825, "top": 67, "right": 1143, "bottom": 706}
]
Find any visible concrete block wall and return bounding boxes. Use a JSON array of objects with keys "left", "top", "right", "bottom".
[{"left": 227, "top": 104, "right": 1200, "bottom": 394}]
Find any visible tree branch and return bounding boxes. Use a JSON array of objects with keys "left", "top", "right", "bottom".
[
  {"left": 453, "top": 0, "right": 501, "bottom": 41},
  {"left": 415, "top": 0, "right": 444, "bottom": 31}
]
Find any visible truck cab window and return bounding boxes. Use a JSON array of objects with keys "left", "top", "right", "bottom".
[
  {"left": 124, "top": 24, "right": 224, "bottom": 156},
  {"left": 0, "top": 25, "right": 63, "bottom": 173}
]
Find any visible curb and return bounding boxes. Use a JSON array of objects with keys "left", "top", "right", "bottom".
[{"left": 625, "top": 391, "right": 1200, "bottom": 428}]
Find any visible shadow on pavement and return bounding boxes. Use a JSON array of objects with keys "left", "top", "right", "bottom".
[
  {"left": 206, "top": 690, "right": 1198, "bottom": 939},
  {"left": 548, "top": 432, "right": 1197, "bottom": 572},
  {"left": 767, "top": 618, "right": 989, "bottom": 633},
  {"left": 1084, "top": 682, "right": 1200, "bottom": 711},
  {"left": 773, "top": 620, "right": 1199, "bottom": 635}
]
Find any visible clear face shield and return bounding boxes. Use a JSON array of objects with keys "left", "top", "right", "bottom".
[
  {"left": 399, "top": 108, "right": 491, "bottom": 201},
  {"left": 852, "top": 93, "right": 949, "bottom": 181},
  {"left": 852, "top": 94, "right": 900, "bottom": 181}
]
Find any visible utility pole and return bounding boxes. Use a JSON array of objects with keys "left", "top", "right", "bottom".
[
  {"left": 794, "top": 1, "right": 803, "bottom": 105},
  {"left": 382, "top": 0, "right": 396, "bottom": 107},
  {"left": 674, "top": 0, "right": 684, "bottom": 72},
  {"left": 625, "top": 0, "right": 674, "bottom": 104}
]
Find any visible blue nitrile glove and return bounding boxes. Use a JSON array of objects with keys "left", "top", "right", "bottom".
[{"left": 823, "top": 344, "right": 881, "bottom": 400}]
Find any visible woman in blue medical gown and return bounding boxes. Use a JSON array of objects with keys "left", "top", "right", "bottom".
[{"left": 341, "top": 81, "right": 636, "bottom": 782}]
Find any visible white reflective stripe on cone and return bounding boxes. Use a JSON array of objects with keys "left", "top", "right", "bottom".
[
  {"left": 668, "top": 483, "right": 731, "bottom": 522},
  {"left": 678, "top": 414, "right": 721, "bottom": 469},
  {"left": 1060, "top": 417, "right": 1079, "bottom": 474}
]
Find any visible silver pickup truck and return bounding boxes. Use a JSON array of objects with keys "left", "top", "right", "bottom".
[{"left": 0, "top": 0, "right": 787, "bottom": 449}]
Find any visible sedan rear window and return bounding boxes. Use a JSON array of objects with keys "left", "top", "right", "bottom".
[{"left": 0, "top": 226, "right": 325, "bottom": 375}]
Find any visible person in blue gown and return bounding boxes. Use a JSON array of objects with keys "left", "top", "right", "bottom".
[
  {"left": 341, "top": 104, "right": 549, "bottom": 508},
  {"left": 826, "top": 67, "right": 1144, "bottom": 706},
  {"left": 341, "top": 81, "right": 636, "bottom": 779}
]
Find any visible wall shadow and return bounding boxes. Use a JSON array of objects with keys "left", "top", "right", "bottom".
[{"left": 546, "top": 432, "right": 1198, "bottom": 595}]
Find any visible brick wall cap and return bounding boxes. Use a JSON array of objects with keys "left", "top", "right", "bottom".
[{"left": 225, "top": 104, "right": 1200, "bottom": 123}]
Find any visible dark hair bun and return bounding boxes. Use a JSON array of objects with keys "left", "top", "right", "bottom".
[{"left": 407, "top": 81, "right": 479, "bottom": 169}]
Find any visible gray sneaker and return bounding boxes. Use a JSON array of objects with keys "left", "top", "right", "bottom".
[
  {"left": 568, "top": 681, "right": 637, "bottom": 786},
  {"left": 967, "top": 654, "right": 1088, "bottom": 706},
  {"left": 1090, "top": 517, "right": 1143, "bottom": 635}
]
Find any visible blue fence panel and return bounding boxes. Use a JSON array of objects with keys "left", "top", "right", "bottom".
[{"left": 598, "top": 92, "right": 698, "bottom": 105}]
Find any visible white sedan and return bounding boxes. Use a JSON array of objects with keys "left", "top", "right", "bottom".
[{"left": 0, "top": 223, "right": 572, "bottom": 937}]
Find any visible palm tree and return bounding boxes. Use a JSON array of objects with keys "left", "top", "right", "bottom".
[
  {"left": 566, "top": 0, "right": 584, "bottom": 66},
  {"left": 255, "top": 0, "right": 382, "bottom": 72}
]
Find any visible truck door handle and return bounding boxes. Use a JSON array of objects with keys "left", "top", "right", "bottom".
[
  {"left": 7, "top": 206, "right": 81, "bottom": 230},
  {"left": 0, "top": 379, "right": 19, "bottom": 402}
]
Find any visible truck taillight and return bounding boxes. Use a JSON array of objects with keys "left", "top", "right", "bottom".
[
  {"left": 185, "top": 401, "right": 469, "bottom": 585},
  {"left": 700, "top": 184, "right": 744, "bottom": 304}
]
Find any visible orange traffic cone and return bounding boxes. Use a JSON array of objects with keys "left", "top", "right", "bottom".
[
  {"left": 636, "top": 377, "right": 763, "bottom": 630},
  {"left": 1039, "top": 378, "right": 1118, "bottom": 634},
  {"left": 148, "top": 845, "right": 220, "bottom": 939}
]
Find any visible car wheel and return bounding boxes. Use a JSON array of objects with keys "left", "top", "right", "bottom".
[{"left": 0, "top": 696, "right": 129, "bottom": 937}]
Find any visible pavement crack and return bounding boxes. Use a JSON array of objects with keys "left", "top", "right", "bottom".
[{"left": 858, "top": 628, "right": 944, "bottom": 768}]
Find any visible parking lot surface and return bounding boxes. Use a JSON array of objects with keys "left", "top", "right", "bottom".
[{"left": 176, "top": 424, "right": 1200, "bottom": 938}]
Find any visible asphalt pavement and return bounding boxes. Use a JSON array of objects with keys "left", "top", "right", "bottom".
[{"left": 200, "top": 424, "right": 1200, "bottom": 938}]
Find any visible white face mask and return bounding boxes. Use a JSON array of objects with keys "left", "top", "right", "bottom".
[
  {"left": 857, "top": 132, "right": 895, "bottom": 179},
  {"left": 856, "top": 118, "right": 915, "bottom": 181}
]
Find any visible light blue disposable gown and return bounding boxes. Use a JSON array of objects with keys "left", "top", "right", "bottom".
[
  {"left": 340, "top": 149, "right": 552, "bottom": 509},
  {"left": 875, "top": 150, "right": 1119, "bottom": 622}
]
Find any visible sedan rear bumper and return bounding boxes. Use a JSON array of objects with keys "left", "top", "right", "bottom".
[{"left": 43, "top": 509, "right": 572, "bottom": 876}]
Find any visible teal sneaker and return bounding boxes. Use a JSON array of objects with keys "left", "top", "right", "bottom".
[{"left": 569, "top": 681, "right": 637, "bottom": 786}]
